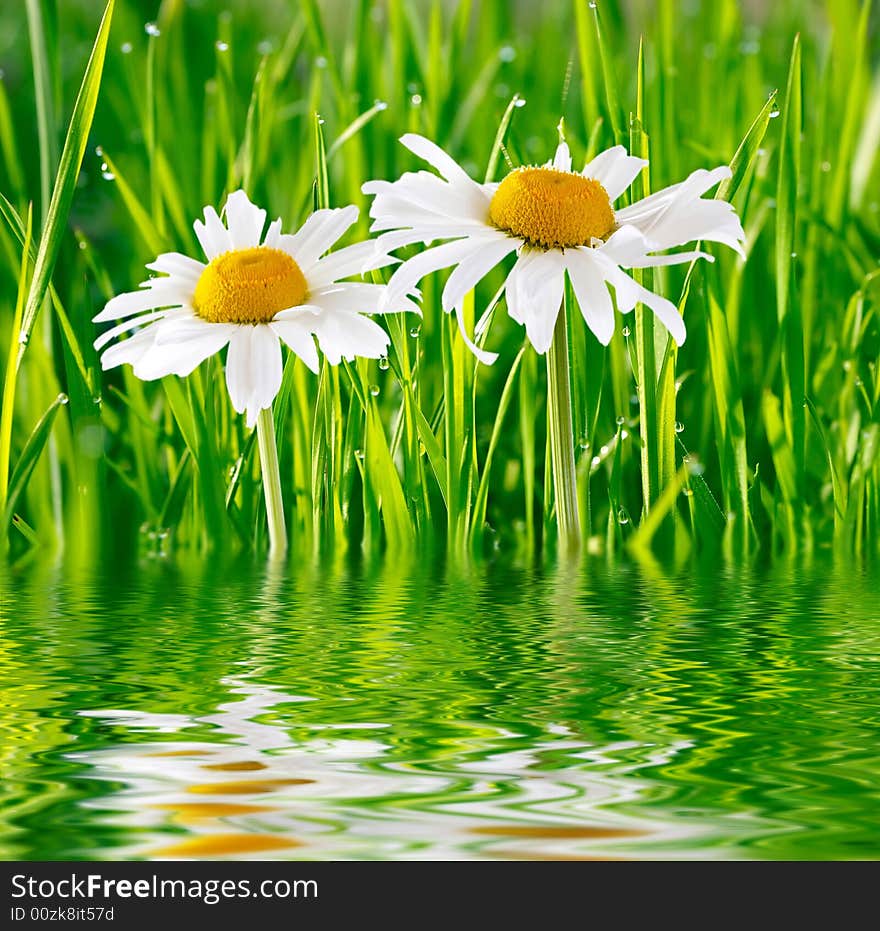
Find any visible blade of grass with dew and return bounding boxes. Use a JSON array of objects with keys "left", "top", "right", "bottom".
[
  {"left": 0, "top": 206, "right": 33, "bottom": 537},
  {"left": 470, "top": 347, "right": 524, "bottom": 549},
  {"left": 17, "top": 0, "right": 115, "bottom": 361},
  {"left": 3, "top": 393, "right": 68, "bottom": 532},
  {"left": 776, "top": 35, "right": 806, "bottom": 522}
]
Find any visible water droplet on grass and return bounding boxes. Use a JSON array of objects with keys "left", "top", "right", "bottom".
[
  {"left": 145, "top": 22, "right": 160, "bottom": 37},
  {"left": 616, "top": 415, "right": 625, "bottom": 426},
  {"left": 675, "top": 421, "right": 684, "bottom": 433},
  {"left": 769, "top": 108, "right": 780, "bottom": 118},
  {"left": 622, "top": 325, "right": 630, "bottom": 337},
  {"left": 378, "top": 356, "right": 390, "bottom": 371},
  {"left": 121, "top": 42, "right": 133, "bottom": 54},
  {"left": 409, "top": 326, "right": 421, "bottom": 338},
  {"left": 216, "top": 41, "right": 229, "bottom": 52},
  {"left": 499, "top": 46, "right": 516, "bottom": 62},
  {"left": 369, "top": 384, "right": 380, "bottom": 397},
  {"left": 617, "top": 507, "right": 629, "bottom": 525}
]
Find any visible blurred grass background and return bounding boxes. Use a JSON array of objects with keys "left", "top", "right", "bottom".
[{"left": 0, "top": 0, "right": 878, "bottom": 567}]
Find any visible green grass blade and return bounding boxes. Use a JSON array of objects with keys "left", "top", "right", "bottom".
[{"left": 17, "top": 0, "right": 115, "bottom": 365}]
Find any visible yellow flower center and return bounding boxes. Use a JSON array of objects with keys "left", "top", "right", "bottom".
[
  {"left": 192, "top": 247, "right": 307, "bottom": 324},
  {"left": 488, "top": 167, "right": 616, "bottom": 250}
]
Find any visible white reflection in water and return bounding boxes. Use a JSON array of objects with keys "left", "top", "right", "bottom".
[{"left": 72, "top": 677, "right": 760, "bottom": 860}]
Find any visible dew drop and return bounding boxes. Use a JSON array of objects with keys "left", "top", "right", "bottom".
[
  {"left": 683, "top": 486, "right": 693, "bottom": 497},
  {"left": 499, "top": 45, "right": 516, "bottom": 62},
  {"left": 101, "top": 170, "right": 116, "bottom": 181},
  {"left": 354, "top": 448, "right": 365, "bottom": 460},
  {"left": 94, "top": 145, "right": 103, "bottom": 157},
  {"left": 821, "top": 161, "right": 831, "bottom": 173},
  {"left": 617, "top": 507, "right": 629, "bottom": 525},
  {"left": 769, "top": 108, "right": 780, "bottom": 118},
  {"left": 514, "top": 97, "right": 526, "bottom": 108},
  {"left": 621, "top": 325, "right": 630, "bottom": 337},
  {"left": 578, "top": 437, "right": 590, "bottom": 450},
  {"left": 409, "top": 325, "right": 421, "bottom": 339},
  {"left": 315, "top": 55, "right": 328, "bottom": 68},
  {"left": 120, "top": 42, "right": 133, "bottom": 54},
  {"left": 411, "top": 94, "right": 422, "bottom": 106},
  {"left": 369, "top": 384, "right": 380, "bottom": 397},
  {"left": 674, "top": 421, "right": 684, "bottom": 433},
  {"left": 591, "top": 455, "right": 601, "bottom": 468},
  {"left": 216, "top": 41, "right": 229, "bottom": 52},
  {"left": 145, "top": 22, "right": 160, "bottom": 37},
  {"left": 257, "top": 40, "right": 273, "bottom": 55},
  {"left": 600, "top": 444, "right": 609, "bottom": 456},
  {"left": 588, "top": 1, "right": 597, "bottom": 8},
  {"left": 378, "top": 356, "right": 390, "bottom": 371},
  {"left": 616, "top": 415, "right": 625, "bottom": 426}
]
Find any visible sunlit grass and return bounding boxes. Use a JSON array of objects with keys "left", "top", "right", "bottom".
[{"left": 0, "top": 0, "right": 878, "bottom": 566}]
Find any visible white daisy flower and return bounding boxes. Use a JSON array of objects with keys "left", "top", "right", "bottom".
[
  {"left": 363, "top": 134, "right": 745, "bottom": 361},
  {"left": 94, "top": 190, "right": 416, "bottom": 426}
]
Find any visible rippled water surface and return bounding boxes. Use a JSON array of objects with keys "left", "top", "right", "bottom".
[{"left": 2, "top": 557, "right": 879, "bottom": 860}]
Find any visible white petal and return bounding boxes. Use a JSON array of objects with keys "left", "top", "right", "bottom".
[
  {"left": 280, "top": 206, "right": 359, "bottom": 271},
  {"left": 583, "top": 145, "right": 648, "bottom": 200},
  {"left": 225, "top": 327, "right": 254, "bottom": 416},
  {"left": 441, "top": 236, "right": 518, "bottom": 313},
  {"left": 145, "top": 252, "right": 205, "bottom": 285},
  {"left": 269, "top": 319, "right": 320, "bottom": 373},
  {"left": 225, "top": 326, "right": 283, "bottom": 424},
  {"left": 552, "top": 141, "right": 572, "bottom": 172},
  {"left": 615, "top": 165, "right": 744, "bottom": 257},
  {"left": 309, "top": 283, "right": 419, "bottom": 316},
  {"left": 600, "top": 224, "right": 713, "bottom": 267},
  {"left": 94, "top": 281, "right": 188, "bottom": 323},
  {"left": 564, "top": 250, "right": 615, "bottom": 345},
  {"left": 152, "top": 313, "right": 219, "bottom": 345},
  {"left": 307, "top": 240, "right": 399, "bottom": 289},
  {"left": 223, "top": 190, "right": 267, "bottom": 249},
  {"left": 594, "top": 257, "right": 687, "bottom": 346},
  {"left": 132, "top": 324, "right": 234, "bottom": 380},
  {"left": 365, "top": 171, "right": 491, "bottom": 228},
  {"left": 263, "top": 217, "right": 283, "bottom": 248},
  {"left": 399, "top": 133, "right": 475, "bottom": 186},
  {"left": 193, "top": 205, "right": 232, "bottom": 260},
  {"left": 453, "top": 303, "right": 498, "bottom": 365},
  {"left": 99, "top": 324, "right": 159, "bottom": 371},
  {"left": 505, "top": 250, "right": 566, "bottom": 354},
  {"left": 246, "top": 325, "right": 283, "bottom": 426},
  {"left": 385, "top": 235, "right": 495, "bottom": 305},
  {"left": 94, "top": 309, "right": 175, "bottom": 351},
  {"left": 374, "top": 222, "right": 489, "bottom": 250},
  {"left": 312, "top": 312, "right": 390, "bottom": 365}
]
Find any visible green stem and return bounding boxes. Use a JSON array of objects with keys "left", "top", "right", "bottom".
[
  {"left": 546, "top": 308, "right": 581, "bottom": 554},
  {"left": 635, "top": 304, "right": 658, "bottom": 515},
  {"left": 256, "top": 406, "right": 287, "bottom": 558}
]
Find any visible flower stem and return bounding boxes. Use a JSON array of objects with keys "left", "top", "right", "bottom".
[
  {"left": 546, "top": 308, "right": 581, "bottom": 554},
  {"left": 256, "top": 406, "right": 287, "bottom": 559}
]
